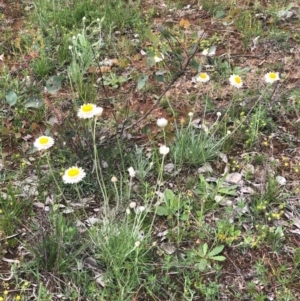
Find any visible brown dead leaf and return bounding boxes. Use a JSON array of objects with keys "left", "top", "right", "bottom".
[
  {"left": 133, "top": 53, "right": 142, "bottom": 61},
  {"left": 87, "top": 66, "right": 112, "bottom": 74},
  {"left": 179, "top": 18, "right": 191, "bottom": 29}
]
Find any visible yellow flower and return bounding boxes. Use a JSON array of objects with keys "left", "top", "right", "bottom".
[
  {"left": 34, "top": 136, "right": 54, "bottom": 151},
  {"left": 77, "top": 104, "right": 103, "bottom": 119},
  {"left": 62, "top": 166, "right": 86, "bottom": 184},
  {"left": 196, "top": 72, "right": 210, "bottom": 83},
  {"left": 264, "top": 72, "right": 279, "bottom": 84},
  {"left": 229, "top": 74, "right": 243, "bottom": 88},
  {"left": 15, "top": 295, "right": 21, "bottom": 301}
]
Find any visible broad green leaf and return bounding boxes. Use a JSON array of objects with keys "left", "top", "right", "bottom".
[
  {"left": 196, "top": 259, "right": 208, "bottom": 271},
  {"left": 24, "top": 96, "right": 44, "bottom": 109},
  {"left": 46, "top": 75, "right": 62, "bottom": 93},
  {"left": 180, "top": 213, "right": 189, "bottom": 221},
  {"left": 154, "top": 74, "right": 165, "bottom": 82},
  {"left": 208, "top": 245, "right": 224, "bottom": 257},
  {"left": 218, "top": 187, "right": 237, "bottom": 196},
  {"left": 189, "top": 60, "right": 200, "bottom": 71},
  {"left": 233, "top": 66, "right": 250, "bottom": 75},
  {"left": 215, "top": 10, "right": 226, "bottom": 19},
  {"left": 137, "top": 74, "right": 149, "bottom": 90},
  {"left": 141, "top": 125, "right": 151, "bottom": 135},
  {"left": 145, "top": 30, "right": 159, "bottom": 48},
  {"left": 294, "top": 248, "right": 300, "bottom": 266},
  {"left": 188, "top": 43, "right": 198, "bottom": 56},
  {"left": 210, "top": 255, "right": 226, "bottom": 261},
  {"left": 0, "top": 127, "right": 13, "bottom": 135},
  {"left": 156, "top": 206, "right": 169, "bottom": 216},
  {"left": 5, "top": 90, "right": 17, "bottom": 106},
  {"left": 202, "top": 243, "right": 208, "bottom": 256},
  {"left": 147, "top": 50, "right": 155, "bottom": 58},
  {"left": 164, "top": 189, "right": 175, "bottom": 202}
]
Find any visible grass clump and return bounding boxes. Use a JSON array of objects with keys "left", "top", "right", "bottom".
[{"left": 171, "top": 113, "right": 225, "bottom": 167}]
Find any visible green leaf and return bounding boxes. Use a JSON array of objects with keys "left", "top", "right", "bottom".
[
  {"left": 218, "top": 187, "right": 237, "bottom": 196},
  {"left": 202, "top": 243, "right": 208, "bottom": 256},
  {"left": 164, "top": 189, "right": 175, "bottom": 202},
  {"left": 190, "top": 60, "right": 200, "bottom": 71},
  {"left": 180, "top": 213, "right": 189, "bottom": 221},
  {"left": 215, "top": 10, "right": 226, "bottom": 19},
  {"left": 188, "top": 43, "right": 198, "bottom": 56},
  {"left": 208, "top": 245, "right": 224, "bottom": 257},
  {"left": 210, "top": 255, "right": 226, "bottom": 261},
  {"left": 46, "top": 75, "right": 62, "bottom": 93},
  {"left": 154, "top": 74, "right": 165, "bottom": 82},
  {"left": 137, "top": 74, "right": 149, "bottom": 90},
  {"left": 5, "top": 90, "right": 18, "bottom": 106},
  {"left": 156, "top": 206, "right": 169, "bottom": 216},
  {"left": 24, "top": 96, "right": 44, "bottom": 109},
  {"left": 145, "top": 30, "right": 159, "bottom": 48},
  {"left": 196, "top": 259, "right": 208, "bottom": 271}
]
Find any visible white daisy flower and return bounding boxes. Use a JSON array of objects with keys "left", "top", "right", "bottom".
[
  {"left": 128, "top": 167, "right": 136, "bottom": 178},
  {"left": 229, "top": 74, "right": 243, "bottom": 89},
  {"left": 196, "top": 72, "right": 210, "bottom": 83},
  {"left": 264, "top": 72, "right": 280, "bottom": 84},
  {"left": 34, "top": 136, "right": 54, "bottom": 151},
  {"left": 77, "top": 104, "right": 103, "bottom": 119},
  {"left": 62, "top": 166, "right": 86, "bottom": 184},
  {"left": 157, "top": 118, "right": 168, "bottom": 128},
  {"left": 159, "top": 145, "right": 170, "bottom": 156},
  {"left": 154, "top": 53, "right": 164, "bottom": 63}
]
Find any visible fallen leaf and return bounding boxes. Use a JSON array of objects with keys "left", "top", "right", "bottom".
[
  {"left": 198, "top": 163, "right": 213, "bottom": 174},
  {"left": 240, "top": 186, "right": 255, "bottom": 194},
  {"left": 160, "top": 242, "right": 176, "bottom": 255},
  {"left": 225, "top": 172, "right": 242, "bottom": 184},
  {"left": 276, "top": 176, "right": 286, "bottom": 186},
  {"left": 164, "top": 162, "right": 175, "bottom": 173},
  {"left": 285, "top": 211, "right": 300, "bottom": 228},
  {"left": 179, "top": 18, "right": 191, "bottom": 29},
  {"left": 87, "top": 66, "right": 111, "bottom": 74},
  {"left": 33, "top": 202, "right": 45, "bottom": 209}
]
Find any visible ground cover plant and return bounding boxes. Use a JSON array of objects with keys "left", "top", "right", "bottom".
[{"left": 1, "top": 0, "right": 300, "bottom": 300}]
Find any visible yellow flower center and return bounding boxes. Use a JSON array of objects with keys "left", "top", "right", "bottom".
[
  {"left": 199, "top": 73, "right": 207, "bottom": 79},
  {"left": 82, "top": 104, "right": 93, "bottom": 113},
  {"left": 235, "top": 76, "right": 241, "bottom": 84},
  {"left": 39, "top": 137, "right": 49, "bottom": 145},
  {"left": 67, "top": 168, "right": 80, "bottom": 177},
  {"left": 269, "top": 73, "right": 276, "bottom": 79}
]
